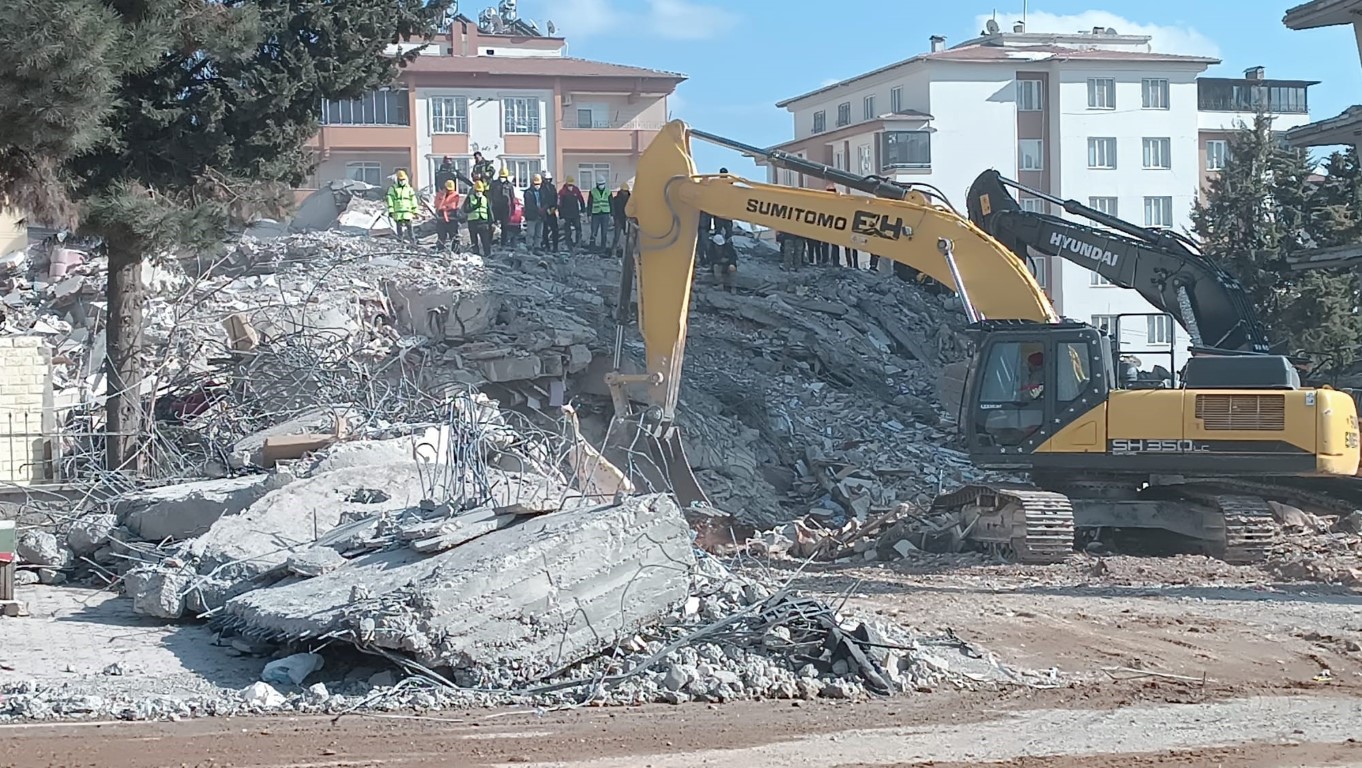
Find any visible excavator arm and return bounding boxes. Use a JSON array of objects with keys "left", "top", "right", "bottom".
[
  {"left": 619, "top": 121, "right": 1055, "bottom": 421},
  {"left": 607, "top": 121, "right": 1053, "bottom": 508},
  {"left": 966, "top": 170, "right": 1271, "bottom": 354}
]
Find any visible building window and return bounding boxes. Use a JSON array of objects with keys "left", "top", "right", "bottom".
[
  {"left": 429, "top": 96, "right": 468, "bottom": 134},
  {"left": 1206, "top": 139, "right": 1229, "bottom": 171},
  {"left": 881, "top": 130, "right": 931, "bottom": 168},
  {"left": 1090, "top": 271, "right": 1113, "bottom": 286},
  {"left": 502, "top": 97, "right": 542, "bottom": 134},
  {"left": 1016, "top": 79, "right": 1043, "bottom": 111},
  {"left": 834, "top": 148, "right": 846, "bottom": 171},
  {"left": 1144, "top": 196, "right": 1174, "bottom": 227},
  {"left": 1141, "top": 78, "right": 1169, "bottom": 109},
  {"left": 577, "top": 162, "right": 611, "bottom": 188},
  {"left": 857, "top": 143, "right": 872, "bottom": 174},
  {"left": 321, "top": 89, "right": 410, "bottom": 126},
  {"left": 505, "top": 158, "right": 542, "bottom": 186},
  {"left": 1019, "top": 197, "right": 1047, "bottom": 214},
  {"left": 863, "top": 95, "right": 876, "bottom": 120},
  {"left": 778, "top": 168, "right": 797, "bottom": 186},
  {"left": 1147, "top": 314, "right": 1173, "bottom": 344},
  {"left": 1028, "top": 255, "right": 1049, "bottom": 288},
  {"left": 345, "top": 161, "right": 383, "bottom": 186},
  {"left": 1197, "top": 80, "right": 1308, "bottom": 113},
  {"left": 1087, "top": 137, "right": 1117, "bottom": 169},
  {"left": 1088, "top": 196, "right": 1118, "bottom": 216},
  {"left": 890, "top": 86, "right": 903, "bottom": 113},
  {"left": 1142, "top": 138, "right": 1171, "bottom": 169},
  {"left": 812, "top": 110, "right": 826, "bottom": 134},
  {"left": 575, "top": 103, "right": 612, "bottom": 129},
  {"left": 1087, "top": 78, "right": 1116, "bottom": 110},
  {"left": 1091, "top": 314, "right": 1117, "bottom": 334},
  {"left": 837, "top": 101, "right": 851, "bottom": 127},
  {"left": 1018, "top": 139, "right": 1044, "bottom": 171}
]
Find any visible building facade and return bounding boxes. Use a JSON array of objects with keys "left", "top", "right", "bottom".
[
  {"left": 1283, "top": 0, "right": 1362, "bottom": 150},
  {"left": 760, "top": 27, "right": 1314, "bottom": 369},
  {"left": 306, "top": 13, "right": 685, "bottom": 194}
]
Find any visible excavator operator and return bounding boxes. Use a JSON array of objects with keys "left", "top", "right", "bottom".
[{"left": 1020, "top": 351, "right": 1045, "bottom": 400}]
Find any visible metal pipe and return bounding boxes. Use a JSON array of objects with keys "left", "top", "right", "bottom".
[
  {"left": 938, "top": 238, "right": 981, "bottom": 323},
  {"left": 686, "top": 127, "right": 909, "bottom": 200}
]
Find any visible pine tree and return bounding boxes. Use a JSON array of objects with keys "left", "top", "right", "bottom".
[
  {"left": 1191, "top": 115, "right": 1362, "bottom": 371},
  {"left": 0, "top": 0, "right": 447, "bottom": 470}
]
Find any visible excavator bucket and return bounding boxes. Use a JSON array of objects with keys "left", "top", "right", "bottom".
[{"left": 605, "top": 220, "right": 712, "bottom": 510}]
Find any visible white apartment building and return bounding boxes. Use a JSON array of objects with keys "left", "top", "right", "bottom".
[{"left": 759, "top": 26, "right": 1315, "bottom": 370}]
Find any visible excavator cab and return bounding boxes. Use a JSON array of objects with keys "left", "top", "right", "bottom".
[{"left": 964, "top": 321, "right": 1113, "bottom": 467}]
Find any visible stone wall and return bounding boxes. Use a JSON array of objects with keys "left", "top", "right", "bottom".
[{"left": 0, "top": 337, "right": 51, "bottom": 484}]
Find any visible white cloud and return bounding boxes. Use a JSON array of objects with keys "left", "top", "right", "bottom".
[
  {"left": 551, "top": 0, "right": 737, "bottom": 41},
  {"left": 970, "top": 10, "right": 1221, "bottom": 58}
]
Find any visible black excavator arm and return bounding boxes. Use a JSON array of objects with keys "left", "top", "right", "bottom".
[{"left": 965, "top": 170, "right": 1272, "bottom": 355}]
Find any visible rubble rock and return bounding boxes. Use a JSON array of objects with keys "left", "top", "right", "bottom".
[
  {"left": 220, "top": 493, "right": 696, "bottom": 685},
  {"left": 124, "top": 565, "right": 194, "bottom": 619},
  {"left": 117, "top": 475, "right": 274, "bottom": 542},
  {"left": 16, "top": 532, "right": 70, "bottom": 570},
  {"left": 66, "top": 513, "right": 118, "bottom": 557},
  {"left": 286, "top": 548, "right": 349, "bottom": 578}
]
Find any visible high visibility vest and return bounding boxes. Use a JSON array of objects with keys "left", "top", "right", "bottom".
[
  {"left": 464, "top": 194, "right": 490, "bottom": 222},
  {"left": 387, "top": 183, "right": 418, "bottom": 220},
  {"left": 589, "top": 187, "right": 611, "bottom": 215}
]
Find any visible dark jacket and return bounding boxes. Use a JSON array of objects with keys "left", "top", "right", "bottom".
[
  {"left": 542, "top": 182, "right": 560, "bottom": 216},
  {"left": 434, "top": 162, "right": 457, "bottom": 190},
  {"left": 523, "top": 185, "right": 548, "bottom": 221},
  {"left": 610, "top": 190, "right": 631, "bottom": 223},
  {"left": 489, "top": 179, "right": 513, "bottom": 215},
  {"left": 558, "top": 184, "right": 585, "bottom": 217}
]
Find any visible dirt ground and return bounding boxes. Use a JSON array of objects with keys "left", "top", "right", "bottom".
[{"left": 4, "top": 552, "right": 1362, "bottom": 767}]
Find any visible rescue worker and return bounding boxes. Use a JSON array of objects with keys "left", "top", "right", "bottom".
[
  {"left": 845, "top": 247, "right": 861, "bottom": 269},
  {"left": 540, "top": 171, "right": 561, "bottom": 251},
  {"left": 710, "top": 168, "right": 735, "bottom": 241},
  {"left": 386, "top": 169, "right": 418, "bottom": 243},
  {"left": 609, "top": 182, "right": 631, "bottom": 255},
  {"left": 471, "top": 151, "right": 495, "bottom": 183},
  {"left": 434, "top": 156, "right": 457, "bottom": 190},
  {"left": 490, "top": 167, "right": 515, "bottom": 246},
  {"left": 523, "top": 173, "right": 548, "bottom": 252},
  {"left": 462, "top": 180, "right": 494, "bottom": 257},
  {"left": 822, "top": 184, "right": 840, "bottom": 266},
  {"left": 868, "top": 254, "right": 880, "bottom": 270},
  {"left": 557, "top": 176, "right": 586, "bottom": 248},
  {"left": 697, "top": 212, "right": 715, "bottom": 264},
  {"left": 710, "top": 233, "right": 738, "bottom": 292},
  {"left": 777, "top": 231, "right": 803, "bottom": 271},
  {"left": 433, "top": 179, "right": 462, "bottom": 251},
  {"left": 588, "top": 179, "right": 612, "bottom": 250}
]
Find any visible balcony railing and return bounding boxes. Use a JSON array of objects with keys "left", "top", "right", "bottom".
[{"left": 559, "top": 119, "right": 668, "bottom": 131}]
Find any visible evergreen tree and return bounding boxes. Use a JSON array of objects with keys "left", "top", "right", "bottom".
[
  {"left": 1191, "top": 115, "right": 1362, "bottom": 371},
  {"left": 0, "top": 0, "right": 447, "bottom": 470}
]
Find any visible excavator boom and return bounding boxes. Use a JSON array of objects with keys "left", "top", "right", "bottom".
[
  {"left": 966, "top": 170, "right": 1271, "bottom": 354},
  {"left": 623, "top": 121, "right": 1055, "bottom": 421}
]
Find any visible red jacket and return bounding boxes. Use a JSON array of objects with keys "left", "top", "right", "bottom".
[{"left": 434, "top": 189, "right": 461, "bottom": 222}]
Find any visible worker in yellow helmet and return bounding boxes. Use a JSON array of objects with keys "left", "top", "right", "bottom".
[
  {"left": 523, "top": 173, "right": 548, "bottom": 253},
  {"left": 386, "top": 169, "right": 418, "bottom": 243},
  {"left": 462, "top": 179, "right": 493, "bottom": 257}
]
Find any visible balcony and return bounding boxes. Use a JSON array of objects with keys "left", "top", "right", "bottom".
[{"left": 557, "top": 119, "right": 667, "bottom": 153}]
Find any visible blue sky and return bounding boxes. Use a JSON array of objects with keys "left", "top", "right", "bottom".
[{"left": 507, "top": 0, "right": 1362, "bottom": 178}]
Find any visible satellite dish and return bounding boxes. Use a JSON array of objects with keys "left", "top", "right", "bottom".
[
  {"left": 547, "top": 20, "right": 556, "bottom": 35},
  {"left": 985, "top": 19, "right": 1001, "bottom": 34}
]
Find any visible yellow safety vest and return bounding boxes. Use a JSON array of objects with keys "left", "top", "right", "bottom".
[
  {"left": 589, "top": 187, "right": 611, "bottom": 215},
  {"left": 464, "top": 194, "right": 490, "bottom": 221}
]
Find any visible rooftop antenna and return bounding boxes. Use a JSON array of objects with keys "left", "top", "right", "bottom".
[{"left": 1023, "top": 0, "right": 1028, "bottom": 26}]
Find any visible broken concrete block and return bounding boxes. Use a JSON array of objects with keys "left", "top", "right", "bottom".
[
  {"left": 223, "top": 313, "right": 260, "bottom": 352},
  {"left": 67, "top": 513, "right": 118, "bottom": 557},
  {"left": 260, "top": 433, "right": 337, "bottom": 468},
  {"left": 124, "top": 565, "right": 193, "bottom": 619},
  {"left": 408, "top": 506, "right": 519, "bottom": 554},
  {"left": 539, "top": 351, "right": 564, "bottom": 378},
  {"left": 566, "top": 344, "right": 593, "bottom": 373},
  {"left": 117, "top": 475, "right": 273, "bottom": 542},
  {"left": 385, "top": 283, "right": 499, "bottom": 341},
  {"left": 16, "top": 532, "right": 71, "bottom": 569},
  {"left": 220, "top": 493, "right": 696, "bottom": 685},
  {"left": 482, "top": 355, "right": 541, "bottom": 383},
  {"left": 286, "top": 547, "right": 349, "bottom": 577},
  {"left": 229, "top": 406, "right": 353, "bottom": 469}
]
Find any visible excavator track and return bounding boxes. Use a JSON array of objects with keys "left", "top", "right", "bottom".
[
  {"left": 931, "top": 484, "right": 1074, "bottom": 564},
  {"left": 1207, "top": 495, "right": 1278, "bottom": 564}
]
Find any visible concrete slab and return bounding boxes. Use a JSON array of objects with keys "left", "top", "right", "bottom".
[
  {"left": 116, "top": 475, "right": 274, "bottom": 542},
  {"left": 221, "top": 493, "right": 696, "bottom": 684}
]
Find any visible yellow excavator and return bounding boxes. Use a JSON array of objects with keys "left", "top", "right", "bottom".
[{"left": 606, "top": 121, "right": 1362, "bottom": 564}]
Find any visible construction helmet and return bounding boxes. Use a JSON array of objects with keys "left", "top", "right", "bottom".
[
  {"left": 566, "top": 176, "right": 575, "bottom": 185},
  {"left": 444, "top": 180, "right": 456, "bottom": 191},
  {"left": 474, "top": 180, "right": 488, "bottom": 193},
  {"left": 711, "top": 234, "right": 726, "bottom": 246},
  {"left": 532, "top": 173, "right": 542, "bottom": 184},
  {"left": 620, "top": 182, "right": 630, "bottom": 192},
  {"left": 395, "top": 170, "right": 409, "bottom": 182},
  {"left": 498, "top": 167, "right": 509, "bottom": 179}
]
